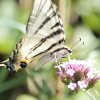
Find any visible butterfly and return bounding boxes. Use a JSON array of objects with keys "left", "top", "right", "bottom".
[{"left": 0, "top": 0, "right": 72, "bottom": 73}]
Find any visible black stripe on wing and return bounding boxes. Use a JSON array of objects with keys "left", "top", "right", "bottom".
[
  {"left": 31, "top": 38, "right": 65, "bottom": 58},
  {"left": 50, "top": 6, "right": 64, "bottom": 32},
  {"left": 26, "top": 0, "right": 48, "bottom": 31},
  {"left": 26, "top": 0, "right": 52, "bottom": 34},
  {"left": 51, "top": 47, "right": 67, "bottom": 56},
  {"left": 26, "top": 0, "right": 64, "bottom": 36},
  {"left": 29, "top": 29, "right": 64, "bottom": 54},
  {"left": 51, "top": 22, "right": 63, "bottom": 29},
  {"left": 34, "top": 11, "right": 56, "bottom": 34},
  {"left": 33, "top": 4, "right": 64, "bottom": 35}
]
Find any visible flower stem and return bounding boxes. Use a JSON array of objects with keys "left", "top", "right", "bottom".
[
  {"left": 56, "top": 77, "right": 64, "bottom": 100},
  {"left": 85, "top": 88, "right": 100, "bottom": 100},
  {"left": 86, "top": 90, "right": 97, "bottom": 100}
]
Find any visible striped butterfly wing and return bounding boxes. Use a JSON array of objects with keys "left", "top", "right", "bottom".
[
  {"left": 18, "top": 0, "right": 69, "bottom": 65},
  {"left": 0, "top": 0, "right": 72, "bottom": 73}
]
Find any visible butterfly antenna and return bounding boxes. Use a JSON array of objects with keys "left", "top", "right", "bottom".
[
  {"left": 71, "top": 37, "right": 82, "bottom": 49},
  {"left": 0, "top": 62, "right": 6, "bottom": 68},
  {"left": 0, "top": 64, "right": 5, "bottom": 67},
  {"left": 0, "top": 59, "right": 8, "bottom": 68}
]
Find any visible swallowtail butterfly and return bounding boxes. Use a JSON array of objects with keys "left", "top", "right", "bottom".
[{"left": 0, "top": 0, "right": 72, "bottom": 73}]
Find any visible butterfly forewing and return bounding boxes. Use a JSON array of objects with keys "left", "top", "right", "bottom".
[
  {"left": 0, "top": 0, "right": 71, "bottom": 73},
  {"left": 15, "top": 0, "right": 70, "bottom": 70},
  {"left": 19, "top": 0, "right": 68, "bottom": 63}
]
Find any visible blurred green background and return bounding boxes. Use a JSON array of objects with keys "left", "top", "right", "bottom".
[{"left": 0, "top": 0, "right": 100, "bottom": 100}]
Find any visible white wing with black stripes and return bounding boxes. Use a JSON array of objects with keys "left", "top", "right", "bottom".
[
  {"left": 18, "top": 0, "right": 71, "bottom": 66},
  {"left": 1, "top": 0, "right": 72, "bottom": 72}
]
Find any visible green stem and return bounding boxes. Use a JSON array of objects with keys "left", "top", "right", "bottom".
[
  {"left": 84, "top": 88, "right": 100, "bottom": 100},
  {"left": 86, "top": 90, "right": 97, "bottom": 100}
]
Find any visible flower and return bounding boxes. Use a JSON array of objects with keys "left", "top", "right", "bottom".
[
  {"left": 78, "top": 81, "right": 88, "bottom": 89},
  {"left": 68, "top": 83, "right": 77, "bottom": 90},
  {"left": 55, "top": 59, "right": 100, "bottom": 92},
  {"left": 66, "top": 69, "right": 75, "bottom": 76}
]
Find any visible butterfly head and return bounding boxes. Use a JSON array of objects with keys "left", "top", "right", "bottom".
[
  {"left": 3, "top": 59, "right": 28, "bottom": 73},
  {"left": 68, "top": 49, "right": 72, "bottom": 54},
  {"left": 4, "top": 60, "right": 16, "bottom": 73},
  {"left": 1, "top": 50, "right": 29, "bottom": 73},
  {"left": 65, "top": 46, "right": 72, "bottom": 56}
]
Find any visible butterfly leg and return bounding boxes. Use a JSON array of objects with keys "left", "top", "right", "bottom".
[
  {"left": 54, "top": 53, "right": 60, "bottom": 65},
  {"left": 68, "top": 52, "right": 71, "bottom": 61}
]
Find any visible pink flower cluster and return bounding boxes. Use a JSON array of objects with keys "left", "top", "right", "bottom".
[{"left": 55, "top": 59, "right": 100, "bottom": 91}]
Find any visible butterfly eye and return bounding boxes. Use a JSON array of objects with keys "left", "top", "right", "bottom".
[
  {"left": 68, "top": 49, "right": 72, "bottom": 54},
  {"left": 20, "top": 62, "right": 27, "bottom": 68}
]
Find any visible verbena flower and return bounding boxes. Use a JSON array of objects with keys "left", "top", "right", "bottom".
[{"left": 55, "top": 59, "right": 100, "bottom": 92}]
